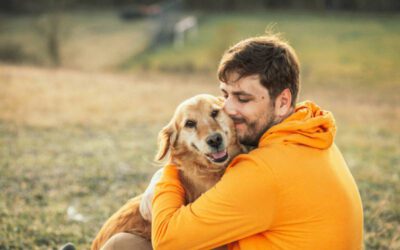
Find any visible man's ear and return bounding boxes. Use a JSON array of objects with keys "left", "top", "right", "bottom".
[
  {"left": 155, "top": 121, "right": 177, "bottom": 161},
  {"left": 274, "top": 88, "right": 292, "bottom": 118}
]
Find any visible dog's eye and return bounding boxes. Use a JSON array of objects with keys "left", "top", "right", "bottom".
[
  {"left": 184, "top": 120, "right": 197, "bottom": 128},
  {"left": 211, "top": 110, "right": 219, "bottom": 118}
]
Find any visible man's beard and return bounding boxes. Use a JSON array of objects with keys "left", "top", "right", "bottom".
[
  {"left": 237, "top": 116, "right": 277, "bottom": 147},
  {"left": 230, "top": 102, "right": 280, "bottom": 147}
]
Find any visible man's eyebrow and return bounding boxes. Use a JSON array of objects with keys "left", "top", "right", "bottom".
[
  {"left": 219, "top": 86, "right": 253, "bottom": 97},
  {"left": 232, "top": 91, "right": 253, "bottom": 97}
]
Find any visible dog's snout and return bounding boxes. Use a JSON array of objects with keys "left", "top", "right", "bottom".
[{"left": 206, "top": 133, "right": 223, "bottom": 148}]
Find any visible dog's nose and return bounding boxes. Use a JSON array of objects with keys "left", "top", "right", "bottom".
[{"left": 206, "top": 133, "right": 223, "bottom": 148}]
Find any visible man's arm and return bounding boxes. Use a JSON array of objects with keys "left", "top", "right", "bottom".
[{"left": 152, "top": 155, "right": 278, "bottom": 250}]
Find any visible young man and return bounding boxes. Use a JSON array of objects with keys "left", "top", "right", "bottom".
[{"left": 103, "top": 35, "right": 364, "bottom": 249}]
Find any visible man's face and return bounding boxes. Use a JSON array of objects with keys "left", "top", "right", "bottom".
[{"left": 220, "top": 73, "right": 278, "bottom": 146}]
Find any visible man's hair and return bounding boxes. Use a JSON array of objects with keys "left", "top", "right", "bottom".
[{"left": 217, "top": 34, "right": 300, "bottom": 107}]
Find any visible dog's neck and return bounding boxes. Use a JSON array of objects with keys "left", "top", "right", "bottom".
[
  {"left": 180, "top": 166, "right": 224, "bottom": 203},
  {"left": 172, "top": 157, "right": 225, "bottom": 203}
]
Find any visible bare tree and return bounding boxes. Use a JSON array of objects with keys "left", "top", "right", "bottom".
[
  {"left": 35, "top": 12, "right": 64, "bottom": 66},
  {"left": 33, "top": 0, "right": 74, "bottom": 67}
]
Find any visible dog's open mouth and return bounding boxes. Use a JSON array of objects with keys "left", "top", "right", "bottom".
[{"left": 206, "top": 149, "right": 229, "bottom": 163}]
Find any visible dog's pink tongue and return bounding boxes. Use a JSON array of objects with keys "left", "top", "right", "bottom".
[{"left": 211, "top": 150, "right": 227, "bottom": 160}]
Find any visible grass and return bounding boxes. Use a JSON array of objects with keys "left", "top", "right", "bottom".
[{"left": 0, "top": 10, "right": 400, "bottom": 250}]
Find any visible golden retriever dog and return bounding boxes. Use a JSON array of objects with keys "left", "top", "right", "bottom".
[{"left": 91, "top": 94, "right": 243, "bottom": 250}]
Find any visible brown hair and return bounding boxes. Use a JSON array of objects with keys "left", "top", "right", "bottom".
[{"left": 217, "top": 34, "right": 300, "bottom": 107}]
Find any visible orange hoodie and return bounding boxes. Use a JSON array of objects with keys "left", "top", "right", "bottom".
[{"left": 152, "top": 101, "right": 363, "bottom": 250}]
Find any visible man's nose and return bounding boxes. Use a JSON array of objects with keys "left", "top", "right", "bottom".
[{"left": 223, "top": 98, "right": 238, "bottom": 117}]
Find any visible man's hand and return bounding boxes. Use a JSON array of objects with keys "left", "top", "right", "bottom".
[{"left": 139, "top": 168, "right": 164, "bottom": 222}]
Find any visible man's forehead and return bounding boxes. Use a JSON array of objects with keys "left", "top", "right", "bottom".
[{"left": 219, "top": 74, "right": 264, "bottom": 96}]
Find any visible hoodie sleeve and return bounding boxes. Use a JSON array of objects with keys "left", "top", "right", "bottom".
[{"left": 151, "top": 156, "right": 278, "bottom": 250}]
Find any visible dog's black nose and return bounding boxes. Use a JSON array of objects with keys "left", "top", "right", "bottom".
[{"left": 207, "top": 133, "right": 223, "bottom": 148}]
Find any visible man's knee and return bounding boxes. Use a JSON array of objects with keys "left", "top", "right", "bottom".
[{"left": 101, "top": 232, "right": 152, "bottom": 250}]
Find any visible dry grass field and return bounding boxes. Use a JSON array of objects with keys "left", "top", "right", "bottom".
[
  {"left": 0, "top": 10, "right": 399, "bottom": 250},
  {"left": 1, "top": 63, "right": 399, "bottom": 249}
]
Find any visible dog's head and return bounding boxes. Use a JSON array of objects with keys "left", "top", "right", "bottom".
[{"left": 156, "top": 94, "right": 240, "bottom": 171}]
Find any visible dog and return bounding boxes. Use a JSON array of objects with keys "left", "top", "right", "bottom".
[{"left": 91, "top": 94, "right": 243, "bottom": 250}]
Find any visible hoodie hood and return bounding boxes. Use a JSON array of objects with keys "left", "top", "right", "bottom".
[{"left": 259, "top": 101, "right": 336, "bottom": 149}]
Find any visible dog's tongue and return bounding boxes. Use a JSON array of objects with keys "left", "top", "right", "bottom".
[{"left": 210, "top": 150, "right": 227, "bottom": 160}]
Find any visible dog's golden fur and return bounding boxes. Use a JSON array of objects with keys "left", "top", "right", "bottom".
[{"left": 91, "top": 94, "right": 243, "bottom": 250}]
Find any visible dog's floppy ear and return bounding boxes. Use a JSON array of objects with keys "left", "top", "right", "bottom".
[{"left": 155, "top": 121, "right": 177, "bottom": 161}]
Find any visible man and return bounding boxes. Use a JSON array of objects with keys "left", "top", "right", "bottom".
[{"left": 103, "top": 34, "right": 364, "bottom": 249}]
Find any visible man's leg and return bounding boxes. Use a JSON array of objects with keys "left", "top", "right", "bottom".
[{"left": 101, "top": 232, "right": 152, "bottom": 250}]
